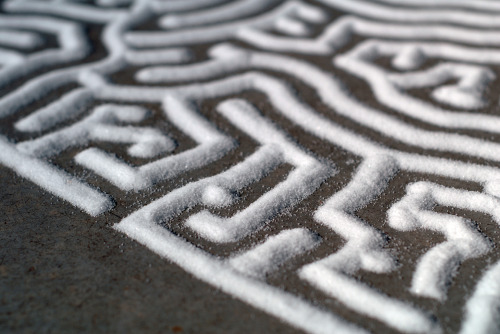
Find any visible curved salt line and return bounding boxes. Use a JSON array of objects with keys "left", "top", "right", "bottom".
[
  {"left": 75, "top": 96, "right": 235, "bottom": 191},
  {"left": 96, "top": 0, "right": 133, "bottom": 8},
  {"left": 185, "top": 99, "right": 332, "bottom": 243},
  {"left": 135, "top": 44, "right": 500, "bottom": 164},
  {"left": 17, "top": 104, "right": 175, "bottom": 159},
  {"left": 124, "top": 1, "right": 324, "bottom": 47},
  {"left": 92, "top": 71, "right": 500, "bottom": 189},
  {"left": 0, "top": 48, "right": 23, "bottom": 66},
  {"left": 0, "top": 29, "right": 42, "bottom": 50},
  {"left": 388, "top": 182, "right": 496, "bottom": 300},
  {"left": 149, "top": 0, "right": 229, "bottom": 14},
  {"left": 336, "top": 41, "right": 500, "bottom": 129},
  {"left": 124, "top": 48, "right": 192, "bottom": 66},
  {"left": 135, "top": 56, "right": 248, "bottom": 83},
  {"left": 273, "top": 16, "right": 310, "bottom": 36},
  {"left": 3, "top": 1, "right": 124, "bottom": 23},
  {"left": 0, "top": 1, "right": 150, "bottom": 118},
  {"left": 460, "top": 261, "right": 500, "bottom": 334},
  {"left": 0, "top": 16, "right": 89, "bottom": 88},
  {"left": 237, "top": 16, "right": 500, "bottom": 55},
  {"left": 319, "top": 0, "right": 500, "bottom": 28},
  {"left": 228, "top": 228, "right": 320, "bottom": 279},
  {"left": 376, "top": 0, "right": 500, "bottom": 12},
  {"left": 0, "top": 136, "right": 112, "bottom": 216},
  {"left": 300, "top": 156, "right": 440, "bottom": 334},
  {"left": 0, "top": 70, "right": 77, "bottom": 118},
  {"left": 301, "top": 264, "right": 439, "bottom": 334},
  {"left": 158, "top": 0, "right": 278, "bottom": 29},
  {"left": 393, "top": 64, "right": 491, "bottom": 109},
  {"left": 15, "top": 88, "right": 94, "bottom": 132},
  {"left": 114, "top": 216, "right": 367, "bottom": 334}
]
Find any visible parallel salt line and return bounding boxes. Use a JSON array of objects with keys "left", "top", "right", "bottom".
[
  {"left": 300, "top": 264, "right": 440, "bottom": 334},
  {"left": 377, "top": 0, "right": 500, "bottom": 12},
  {"left": 392, "top": 64, "right": 491, "bottom": 109},
  {"left": 336, "top": 41, "right": 500, "bottom": 128},
  {"left": 75, "top": 96, "right": 235, "bottom": 191},
  {"left": 124, "top": 1, "right": 323, "bottom": 47},
  {"left": 0, "top": 70, "right": 77, "bottom": 118},
  {"left": 15, "top": 88, "right": 94, "bottom": 132},
  {"left": 237, "top": 16, "right": 500, "bottom": 55},
  {"left": 125, "top": 48, "right": 192, "bottom": 66},
  {"left": 185, "top": 99, "right": 332, "bottom": 243},
  {"left": 273, "top": 16, "right": 310, "bottom": 36},
  {"left": 0, "top": 48, "right": 23, "bottom": 66},
  {"left": 149, "top": 0, "right": 229, "bottom": 14},
  {"left": 388, "top": 182, "right": 499, "bottom": 300},
  {"left": 3, "top": 1, "right": 124, "bottom": 23},
  {"left": 17, "top": 104, "right": 175, "bottom": 159},
  {"left": 96, "top": 0, "right": 133, "bottom": 7},
  {"left": 231, "top": 47, "right": 500, "bottom": 164},
  {"left": 158, "top": 0, "right": 279, "bottom": 29},
  {"left": 92, "top": 71, "right": 500, "bottom": 189},
  {"left": 136, "top": 44, "right": 500, "bottom": 164},
  {"left": 127, "top": 144, "right": 283, "bottom": 224},
  {"left": 0, "top": 16, "right": 89, "bottom": 88},
  {"left": 186, "top": 100, "right": 335, "bottom": 242},
  {"left": 0, "top": 136, "right": 113, "bottom": 216},
  {"left": 460, "top": 261, "right": 500, "bottom": 334},
  {"left": 300, "top": 156, "right": 439, "bottom": 334},
  {"left": 229, "top": 228, "right": 320, "bottom": 279},
  {"left": 0, "top": 1, "right": 149, "bottom": 118},
  {"left": 0, "top": 29, "right": 42, "bottom": 50},
  {"left": 135, "top": 56, "right": 248, "bottom": 83},
  {"left": 114, "top": 217, "right": 367, "bottom": 334},
  {"left": 319, "top": 0, "right": 500, "bottom": 28}
]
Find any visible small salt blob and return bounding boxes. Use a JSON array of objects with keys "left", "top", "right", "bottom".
[{"left": 202, "top": 184, "right": 235, "bottom": 207}]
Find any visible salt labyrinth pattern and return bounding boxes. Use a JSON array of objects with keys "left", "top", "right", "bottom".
[{"left": 2, "top": 0, "right": 500, "bottom": 333}]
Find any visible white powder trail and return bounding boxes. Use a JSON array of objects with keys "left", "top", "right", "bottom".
[
  {"left": 114, "top": 216, "right": 367, "bottom": 334},
  {"left": 319, "top": 0, "right": 500, "bottom": 28},
  {"left": 388, "top": 182, "right": 499, "bottom": 300},
  {"left": 75, "top": 96, "right": 235, "bottom": 191},
  {"left": 124, "top": 48, "right": 192, "bottom": 66},
  {"left": 376, "top": 0, "right": 500, "bottom": 12},
  {"left": 3, "top": 1, "right": 125, "bottom": 23},
  {"left": 0, "top": 136, "right": 112, "bottom": 216},
  {"left": 136, "top": 44, "right": 500, "bottom": 164},
  {"left": 0, "top": 29, "right": 42, "bottom": 50},
  {"left": 15, "top": 88, "right": 94, "bottom": 133},
  {"left": 149, "top": 0, "right": 229, "bottom": 14},
  {"left": 238, "top": 16, "right": 500, "bottom": 55},
  {"left": 336, "top": 40, "right": 500, "bottom": 126},
  {"left": 158, "top": 0, "right": 278, "bottom": 29},
  {"left": 17, "top": 104, "right": 175, "bottom": 159},
  {"left": 0, "top": 16, "right": 89, "bottom": 88},
  {"left": 300, "top": 156, "right": 440, "bottom": 333},
  {"left": 185, "top": 99, "right": 333, "bottom": 242},
  {"left": 94, "top": 70, "right": 500, "bottom": 188},
  {"left": 229, "top": 228, "right": 320, "bottom": 279},
  {"left": 460, "top": 261, "right": 500, "bottom": 334},
  {"left": 0, "top": 48, "right": 23, "bottom": 66},
  {"left": 124, "top": 1, "right": 325, "bottom": 48}
]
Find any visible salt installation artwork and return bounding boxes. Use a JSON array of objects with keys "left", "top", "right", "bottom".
[{"left": 1, "top": 0, "right": 500, "bottom": 333}]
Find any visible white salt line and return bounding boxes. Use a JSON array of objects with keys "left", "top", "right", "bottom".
[
  {"left": 229, "top": 228, "right": 320, "bottom": 279},
  {"left": 0, "top": 136, "right": 113, "bottom": 216},
  {"left": 0, "top": 29, "right": 42, "bottom": 50},
  {"left": 114, "top": 216, "right": 367, "bottom": 334},
  {"left": 158, "top": 0, "right": 278, "bottom": 29},
  {"left": 388, "top": 182, "right": 498, "bottom": 300},
  {"left": 460, "top": 261, "right": 500, "bottom": 334}
]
